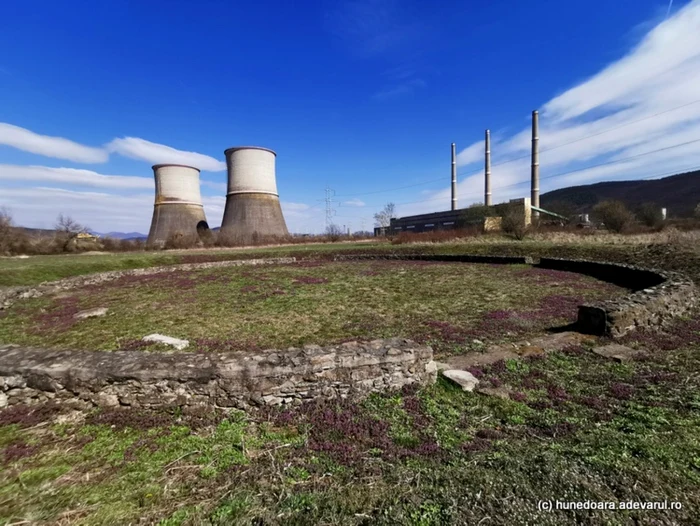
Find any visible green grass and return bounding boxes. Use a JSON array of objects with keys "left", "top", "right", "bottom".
[
  {"left": 0, "top": 236, "right": 680, "bottom": 288},
  {"left": 2, "top": 338, "right": 700, "bottom": 525},
  {"left": 0, "top": 242, "right": 385, "bottom": 287},
  {"left": 2, "top": 240, "right": 699, "bottom": 524},
  {"left": 3, "top": 235, "right": 697, "bottom": 288},
  {"left": 0, "top": 261, "right": 623, "bottom": 353}
]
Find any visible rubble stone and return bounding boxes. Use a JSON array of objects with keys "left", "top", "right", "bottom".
[{"left": 0, "top": 338, "right": 436, "bottom": 410}]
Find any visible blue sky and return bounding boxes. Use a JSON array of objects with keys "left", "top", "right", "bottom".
[{"left": 1, "top": 0, "right": 699, "bottom": 233}]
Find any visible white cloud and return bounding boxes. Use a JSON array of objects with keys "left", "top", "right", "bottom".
[
  {"left": 107, "top": 137, "right": 226, "bottom": 172},
  {"left": 0, "top": 122, "right": 229, "bottom": 173},
  {"left": 372, "top": 78, "right": 426, "bottom": 101},
  {"left": 0, "top": 185, "right": 330, "bottom": 234},
  {"left": 0, "top": 187, "right": 228, "bottom": 233},
  {"left": 342, "top": 198, "right": 366, "bottom": 207},
  {"left": 455, "top": 141, "right": 485, "bottom": 166},
  {"left": 0, "top": 164, "right": 153, "bottom": 189},
  {"left": 325, "top": 0, "right": 423, "bottom": 58},
  {"left": 201, "top": 180, "right": 227, "bottom": 192},
  {"left": 282, "top": 202, "right": 311, "bottom": 212},
  {"left": 0, "top": 123, "right": 108, "bottom": 163},
  {"left": 442, "top": 0, "right": 700, "bottom": 217},
  {"left": 0, "top": 187, "right": 153, "bottom": 232}
]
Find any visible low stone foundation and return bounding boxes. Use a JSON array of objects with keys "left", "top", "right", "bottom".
[
  {"left": 577, "top": 277, "right": 697, "bottom": 337},
  {"left": 0, "top": 339, "right": 436, "bottom": 410},
  {"left": 537, "top": 257, "right": 698, "bottom": 337},
  {"left": 334, "top": 253, "right": 532, "bottom": 265},
  {"left": 335, "top": 254, "right": 698, "bottom": 339},
  {"left": 0, "top": 257, "right": 296, "bottom": 311}
]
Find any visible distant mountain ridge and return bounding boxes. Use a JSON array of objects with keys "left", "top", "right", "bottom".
[
  {"left": 540, "top": 170, "right": 700, "bottom": 217},
  {"left": 94, "top": 231, "right": 147, "bottom": 240},
  {"left": 18, "top": 228, "right": 147, "bottom": 240}
]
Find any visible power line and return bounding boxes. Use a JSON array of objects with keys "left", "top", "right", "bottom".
[
  {"left": 324, "top": 186, "right": 336, "bottom": 228},
  {"left": 331, "top": 98, "right": 700, "bottom": 199},
  {"left": 299, "top": 163, "right": 700, "bottom": 234},
  {"left": 538, "top": 137, "right": 700, "bottom": 183},
  {"left": 363, "top": 137, "right": 700, "bottom": 209},
  {"left": 539, "top": 98, "right": 700, "bottom": 155}
]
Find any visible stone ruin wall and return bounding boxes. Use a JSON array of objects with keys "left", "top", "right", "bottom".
[
  {"left": 0, "top": 257, "right": 297, "bottom": 311},
  {"left": 0, "top": 252, "right": 697, "bottom": 410},
  {"left": 0, "top": 339, "right": 436, "bottom": 410},
  {"left": 336, "top": 254, "right": 698, "bottom": 338}
]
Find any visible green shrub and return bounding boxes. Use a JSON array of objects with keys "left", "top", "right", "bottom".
[{"left": 592, "top": 200, "right": 634, "bottom": 233}]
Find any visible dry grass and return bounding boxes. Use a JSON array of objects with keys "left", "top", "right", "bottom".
[{"left": 0, "top": 261, "right": 623, "bottom": 354}]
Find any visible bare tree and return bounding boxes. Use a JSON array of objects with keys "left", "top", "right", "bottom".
[
  {"left": 0, "top": 208, "right": 14, "bottom": 255},
  {"left": 501, "top": 203, "right": 529, "bottom": 240},
  {"left": 54, "top": 214, "right": 88, "bottom": 252},
  {"left": 373, "top": 202, "right": 396, "bottom": 228},
  {"left": 325, "top": 223, "right": 343, "bottom": 242},
  {"left": 636, "top": 203, "right": 664, "bottom": 228},
  {"left": 592, "top": 201, "right": 634, "bottom": 233}
]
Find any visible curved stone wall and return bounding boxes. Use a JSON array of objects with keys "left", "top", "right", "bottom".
[
  {"left": 335, "top": 253, "right": 698, "bottom": 338},
  {"left": 0, "top": 257, "right": 297, "bottom": 311},
  {"left": 333, "top": 253, "right": 533, "bottom": 265},
  {"left": 0, "top": 339, "right": 436, "bottom": 409},
  {"left": 1, "top": 251, "right": 696, "bottom": 410}
]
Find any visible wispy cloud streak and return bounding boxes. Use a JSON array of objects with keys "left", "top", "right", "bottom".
[
  {"left": 426, "top": 0, "right": 700, "bottom": 218},
  {"left": 0, "top": 123, "right": 108, "bottom": 163}
]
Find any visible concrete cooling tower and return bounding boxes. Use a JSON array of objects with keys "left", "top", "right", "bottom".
[
  {"left": 146, "top": 164, "right": 209, "bottom": 247},
  {"left": 219, "top": 146, "right": 289, "bottom": 243}
]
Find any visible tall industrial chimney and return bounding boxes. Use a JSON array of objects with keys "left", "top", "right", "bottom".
[
  {"left": 219, "top": 146, "right": 289, "bottom": 244},
  {"left": 531, "top": 110, "right": 540, "bottom": 218},
  {"left": 485, "top": 129, "right": 492, "bottom": 206},
  {"left": 451, "top": 143, "right": 457, "bottom": 210},
  {"left": 147, "top": 164, "right": 209, "bottom": 247}
]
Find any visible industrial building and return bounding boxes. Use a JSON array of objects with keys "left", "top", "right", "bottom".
[
  {"left": 146, "top": 164, "right": 209, "bottom": 247},
  {"left": 379, "top": 110, "right": 547, "bottom": 235},
  {"left": 219, "top": 146, "right": 289, "bottom": 243},
  {"left": 381, "top": 199, "right": 529, "bottom": 235}
]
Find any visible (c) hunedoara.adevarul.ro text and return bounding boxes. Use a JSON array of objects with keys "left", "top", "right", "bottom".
[{"left": 537, "top": 500, "right": 682, "bottom": 511}]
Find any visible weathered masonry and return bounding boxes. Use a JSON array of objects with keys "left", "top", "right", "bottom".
[{"left": 0, "top": 339, "right": 437, "bottom": 409}]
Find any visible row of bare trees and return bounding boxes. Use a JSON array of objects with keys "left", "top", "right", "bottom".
[{"left": 0, "top": 209, "right": 142, "bottom": 256}]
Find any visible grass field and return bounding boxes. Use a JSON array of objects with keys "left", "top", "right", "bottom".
[
  {"left": 2, "top": 319, "right": 699, "bottom": 525},
  {"left": 1, "top": 228, "right": 698, "bottom": 288},
  {"left": 0, "top": 242, "right": 385, "bottom": 287},
  {"left": 2, "top": 237, "right": 700, "bottom": 525},
  {"left": 0, "top": 260, "right": 622, "bottom": 354}
]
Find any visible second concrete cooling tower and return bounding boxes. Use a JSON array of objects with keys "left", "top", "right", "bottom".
[
  {"left": 147, "top": 164, "right": 209, "bottom": 247},
  {"left": 219, "top": 146, "right": 289, "bottom": 242}
]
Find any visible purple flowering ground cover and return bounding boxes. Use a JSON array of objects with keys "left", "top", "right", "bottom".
[
  {"left": 0, "top": 260, "right": 623, "bottom": 354},
  {"left": 2, "top": 250, "right": 699, "bottom": 524},
  {"left": 2, "top": 315, "right": 700, "bottom": 525}
]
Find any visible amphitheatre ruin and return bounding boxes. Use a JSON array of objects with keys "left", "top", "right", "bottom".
[
  {"left": 1, "top": 251, "right": 696, "bottom": 410},
  {"left": 3, "top": 208, "right": 700, "bottom": 525},
  {"left": 2, "top": 136, "right": 700, "bottom": 525}
]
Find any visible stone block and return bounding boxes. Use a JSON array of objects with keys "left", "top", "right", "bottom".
[{"left": 442, "top": 370, "right": 480, "bottom": 392}]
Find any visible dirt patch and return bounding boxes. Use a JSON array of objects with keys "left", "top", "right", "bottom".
[{"left": 443, "top": 332, "right": 595, "bottom": 369}]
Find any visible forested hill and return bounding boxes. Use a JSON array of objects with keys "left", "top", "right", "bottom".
[{"left": 540, "top": 170, "right": 700, "bottom": 217}]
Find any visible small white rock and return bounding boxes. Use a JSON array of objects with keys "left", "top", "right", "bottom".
[
  {"left": 0, "top": 392, "right": 7, "bottom": 408},
  {"left": 74, "top": 307, "right": 109, "bottom": 319},
  {"left": 442, "top": 370, "right": 480, "bottom": 392},
  {"left": 142, "top": 333, "right": 189, "bottom": 350},
  {"left": 433, "top": 361, "right": 451, "bottom": 371}
]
